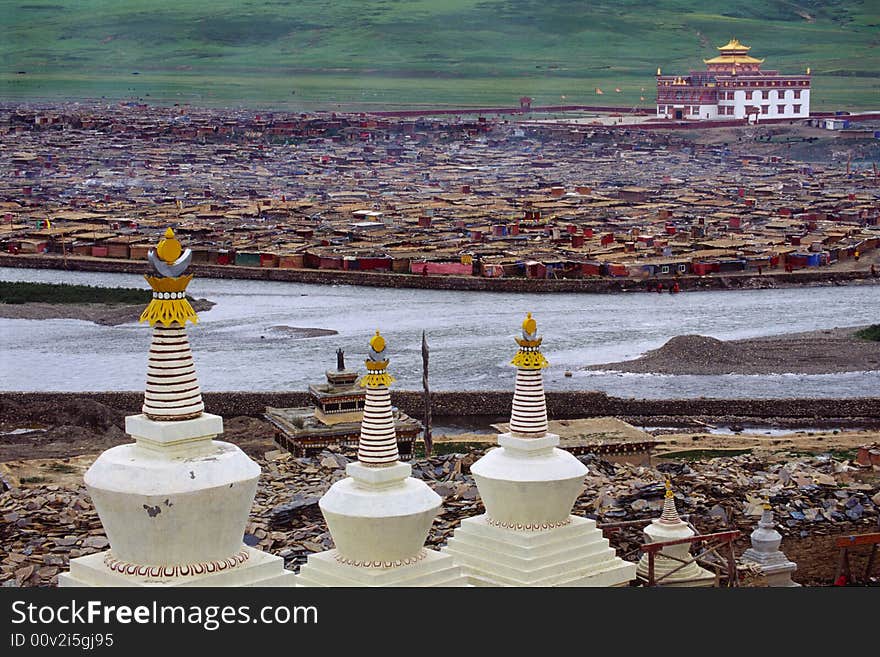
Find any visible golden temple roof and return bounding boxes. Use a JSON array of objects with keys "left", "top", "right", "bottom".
[
  {"left": 704, "top": 38, "right": 763, "bottom": 65},
  {"left": 717, "top": 38, "right": 750, "bottom": 52},
  {"left": 704, "top": 54, "right": 764, "bottom": 65}
]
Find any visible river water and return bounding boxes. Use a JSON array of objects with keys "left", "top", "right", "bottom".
[{"left": 1, "top": 267, "right": 877, "bottom": 398}]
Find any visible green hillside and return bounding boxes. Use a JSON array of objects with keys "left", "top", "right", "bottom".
[{"left": 1, "top": 0, "right": 877, "bottom": 109}]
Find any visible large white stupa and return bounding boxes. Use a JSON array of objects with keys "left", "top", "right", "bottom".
[{"left": 60, "top": 229, "right": 294, "bottom": 587}]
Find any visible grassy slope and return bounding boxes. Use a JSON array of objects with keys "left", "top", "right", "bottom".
[{"left": 1, "top": 0, "right": 877, "bottom": 109}]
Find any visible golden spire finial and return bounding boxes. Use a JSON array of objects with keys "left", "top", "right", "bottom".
[
  {"left": 665, "top": 478, "right": 674, "bottom": 498},
  {"left": 657, "top": 67, "right": 661, "bottom": 76},
  {"left": 512, "top": 312, "right": 548, "bottom": 370},
  {"left": 140, "top": 227, "right": 197, "bottom": 327},
  {"left": 360, "top": 329, "right": 394, "bottom": 387},
  {"left": 806, "top": 66, "right": 810, "bottom": 75},
  {"left": 762, "top": 501, "right": 772, "bottom": 511},
  {"left": 156, "top": 227, "right": 182, "bottom": 265},
  {"left": 369, "top": 329, "right": 386, "bottom": 354}
]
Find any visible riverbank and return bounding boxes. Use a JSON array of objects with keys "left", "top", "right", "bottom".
[
  {"left": 0, "top": 298, "right": 215, "bottom": 326},
  {"left": 2, "top": 253, "right": 878, "bottom": 294},
  {"left": 0, "top": 279, "right": 216, "bottom": 325},
  {"left": 587, "top": 326, "right": 880, "bottom": 375}
]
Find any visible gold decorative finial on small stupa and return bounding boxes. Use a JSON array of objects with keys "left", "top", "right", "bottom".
[
  {"left": 659, "top": 477, "right": 682, "bottom": 524},
  {"left": 139, "top": 227, "right": 198, "bottom": 327},
  {"left": 806, "top": 66, "right": 810, "bottom": 75},
  {"left": 512, "top": 312, "right": 548, "bottom": 370},
  {"left": 762, "top": 501, "right": 772, "bottom": 511},
  {"left": 657, "top": 67, "right": 661, "bottom": 76},
  {"left": 360, "top": 330, "right": 394, "bottom": 388}
]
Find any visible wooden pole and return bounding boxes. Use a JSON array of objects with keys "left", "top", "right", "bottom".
[{"left": 421, "top": 330, "right": 432, "bottom": 457}]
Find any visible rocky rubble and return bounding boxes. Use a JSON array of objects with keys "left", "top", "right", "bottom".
[{"left": 1, "top": 446, "right": 877, "bottom": 587}]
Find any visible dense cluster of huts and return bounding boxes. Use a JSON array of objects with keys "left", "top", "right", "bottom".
[{"left": 1, "top": 102, "right": 878, "bottom": 281}]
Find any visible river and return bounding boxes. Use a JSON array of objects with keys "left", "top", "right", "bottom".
[{"left": 1, "top": 267, "right": 876, "bottom": 398}]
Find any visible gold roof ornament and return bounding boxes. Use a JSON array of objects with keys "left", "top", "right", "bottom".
[
  {"left": 512, "top": 312, "right": 549, "bottom": 370},
  {"left": 139, "top": 227, "right": 198, "bottom": 327},
  {"left": 657, "top": 67, "right": 661, "bottom": 76},
  {"left": 704, "top": 38, "right": 762, "bottom": 65},
  {"left": 718, "top": 38, "right": 750, "bottom": 52},
  {"left": 360, "top": 330, "right": 395, "bottom": 387},
  {"left": 704, "top": 54, "right": 764, "bottom": 65},
  {"left": 665, "top": 478, "right": 674, "bottom": 499},
  {"left": 806, "top": 67, "right": 811, "bottom": 75}
]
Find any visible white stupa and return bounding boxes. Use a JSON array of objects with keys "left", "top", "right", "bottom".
[
  {"left": 442, "top": 313, "right": 636, "bottom": 586},
  {"left": 741, "top": 505, "right": 799, "bottom": 587},
  {"left": 60, "top": 228, "right": 294, "bottom": 587},
  {"left": 635, "top": 479, "right": 715, "bottom": 586},
  {"left": 296, "top": 330, "right": 467, "bottom": 586}
]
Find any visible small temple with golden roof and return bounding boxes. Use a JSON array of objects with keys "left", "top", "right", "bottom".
[{"left": 656, "top": 38, "right": 810, "bottom": 121}]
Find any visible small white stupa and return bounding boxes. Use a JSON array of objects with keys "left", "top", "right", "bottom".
[
  {"left": 296, "top": 330, "right": 466, "bottom": 586},
  {"left": 60, "top": 228, "right": 294, "bottom": 587},
  {"left": 741, "top": 504, "right": 800, "bottom": 587},
  {"left": 635, "top": 479, "right": 715, "bottom": 586},
  {"left": 442, "top": 313, "right": 636, "bottom": 586}
]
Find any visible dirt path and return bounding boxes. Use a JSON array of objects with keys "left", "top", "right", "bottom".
[{"left": 655, "top": 428, "right": 878, "bottom": 457}]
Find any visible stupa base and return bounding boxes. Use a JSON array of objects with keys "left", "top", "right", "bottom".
[
  {"left": 636, "top": 556, "right": 717, "bottom": 587},
  {"left": 753, "top": 564, "right": 800, "bottom": 587},
  {"left": 58, "top": 547, "right": 296, "bottom": 588},
  {"left": 295, "top": 549, "right": 468, "bottom": 587},
  {"left": 741, "top": 553, "right": 800, "bottom": 587},
  {"left": 441, "top": 514, "right": 636, "bottom": 587}
]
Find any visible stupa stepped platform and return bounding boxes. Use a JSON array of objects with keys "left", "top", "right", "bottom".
[
  {"left": 60, "top": 546, "right": 295, "bottom": 588},
  {"left": 296, "top": 549, "right": 467, "bottom": 587},
  {"left": 443, "top": 515, "right": 635, "bottom": 587}
]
